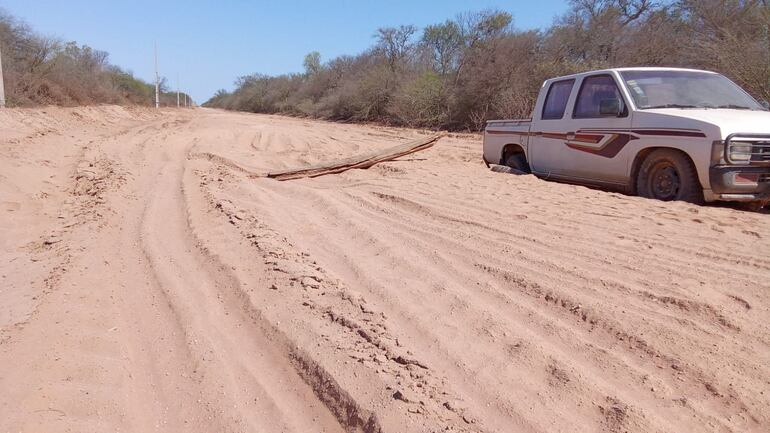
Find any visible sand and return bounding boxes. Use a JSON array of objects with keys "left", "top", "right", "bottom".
[{"left": 1, "top": 106, "right": 768, "bottom": 432}]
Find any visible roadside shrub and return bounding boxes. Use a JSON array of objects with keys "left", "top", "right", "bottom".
[
  {"left": 0, "top": 9, "right": 190, "bottom": 107},
  {"left": 390, "top": 71, "right": 448, "bottom": 127},
  {"left": 205, "top": 1, "right": 770, "bottom": 130}
]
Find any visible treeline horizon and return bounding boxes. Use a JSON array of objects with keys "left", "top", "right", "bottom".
[
  {"left": 205, "top": 0, "right": 770, "bottom": 131},
  {"left": 0, "top": 9, "right": 190, "bottom": 107}
]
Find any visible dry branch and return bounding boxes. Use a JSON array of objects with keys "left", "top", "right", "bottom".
[{"left": 267, "top": 133, "right": 444, "bottom": 181}]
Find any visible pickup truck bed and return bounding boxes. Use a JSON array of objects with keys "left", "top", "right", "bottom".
[{"left": 483, "top": 119, "right": 531, "bottom": 168}]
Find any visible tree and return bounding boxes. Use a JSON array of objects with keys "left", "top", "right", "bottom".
[
  {"left": 570, "top": 0, "right": 654, "bottom": 24},
  {"left": 422, "top": 21, "right": 462, "bottom": 76},
  {"left": 456, "top": 9, "right": 513, "bottom": 47},
  {"left": 453, "top": 10, "right": 513, "bottom": 85},
  {"left": 303, "top": 51, "right": 322, "bottom": 75},
  {"left": 375, "top": 25, "right": 417, "bottom": 72},
  {"left": 675, "top": 0, "right": 770, "bottom": 101}
]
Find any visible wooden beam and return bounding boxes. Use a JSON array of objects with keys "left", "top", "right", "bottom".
[{"left": 266, "top": 133, "right": 443, "bottom": 181}]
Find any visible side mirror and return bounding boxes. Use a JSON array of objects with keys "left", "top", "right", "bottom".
[
  {"left": 599, "top": 98, "right": 622, "bottom": 117},
  {"left": 760, "top": 100, "right": 770, "bottom": 110}
]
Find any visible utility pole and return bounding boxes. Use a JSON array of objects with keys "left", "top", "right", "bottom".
[
  {"left": 0, "top": 43, "right": 6, "bottom": 108},
  {"left": 176, "top": 74, "right": 180, "bottom": 108},
  {"left": 154, "top": 43, "right": 160, "bottom": 109}
]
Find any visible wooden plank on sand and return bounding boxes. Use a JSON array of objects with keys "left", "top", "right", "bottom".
[{"left": 266, "top": 133, "right": 444, "bottom": 181}]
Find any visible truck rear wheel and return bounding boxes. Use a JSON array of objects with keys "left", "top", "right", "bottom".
[
  {"left": 504, "top": 153, "right": 531, "bottom": 174},
  {"left": 636, "top": 149, "right": 702, "bottom": 204}
]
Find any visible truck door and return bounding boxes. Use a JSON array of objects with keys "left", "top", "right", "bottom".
[
  {"left": 532, "top": 73, "right": 634, "bottom": 185},
  {"left": 527, "top": 78, "right": 576, "bottom": 176}
]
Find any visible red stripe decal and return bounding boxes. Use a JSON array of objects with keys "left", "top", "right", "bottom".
[
  {"left": 630, "top": 129, "right": 706, "bottom": 138},
  {"left": 567, "top": 134, "right": 639, "bottom": 158}
]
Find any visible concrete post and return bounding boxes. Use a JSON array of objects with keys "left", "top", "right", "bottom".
[
  {"left": 0, "top": 44, "right": 6, "bottom": 108},
  {"left": 154, "top": 43, "right": 160, "bottom": 109}
]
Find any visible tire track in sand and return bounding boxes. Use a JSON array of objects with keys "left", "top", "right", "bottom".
[{"left": 137, "top": 138, "right": 348, "bottom": 432}]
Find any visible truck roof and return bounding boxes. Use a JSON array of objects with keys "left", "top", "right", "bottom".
[{"left": 544, "top": 67, "right": 718, "bottom": 85}]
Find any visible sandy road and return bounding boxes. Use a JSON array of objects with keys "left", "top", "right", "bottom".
[{"left": 0, "top": 106, "right": 768, "bottom": 432}]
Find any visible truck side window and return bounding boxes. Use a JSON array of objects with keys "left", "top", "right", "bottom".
[
  {"left": 541, "top": 79, "right": 575, "bottom": 120},
  {"left": 573, "top": 75, "right": 627, "bottom": 118}
]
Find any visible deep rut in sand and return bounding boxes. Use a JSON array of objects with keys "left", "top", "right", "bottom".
[{"left": 137, "top": 138, "right": 353, "bottom": 432}]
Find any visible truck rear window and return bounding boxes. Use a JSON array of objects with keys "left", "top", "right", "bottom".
[{"left": 542, "top": 79, "right": 575, "bottom": 120}]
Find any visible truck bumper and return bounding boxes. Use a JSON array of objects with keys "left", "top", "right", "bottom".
[{"left": 706, "top": 166, "right": 770, "bottom": 203}]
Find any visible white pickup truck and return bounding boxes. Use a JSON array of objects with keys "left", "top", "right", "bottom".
[{"left": 483, "top": 67, "right": 770, "bottom": 206}]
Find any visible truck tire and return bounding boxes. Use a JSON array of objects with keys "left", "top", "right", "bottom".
[
  {"left": 504, "top": 153, "right": 531, "bottom": 174},
  {"left": 636, "top": 149, "right": 703, "bottom": 204}
]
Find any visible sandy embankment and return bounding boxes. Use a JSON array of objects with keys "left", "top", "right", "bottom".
[{"left": 1, "top": 106, "right": 768, "bottom": 432}]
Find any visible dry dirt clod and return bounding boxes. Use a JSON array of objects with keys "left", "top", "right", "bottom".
[
  {"left": 393, "top": 389, "right": 418, "bottom": 403},
  {"left": 300, "top": 277, "right": 320, "bottom": 289}
]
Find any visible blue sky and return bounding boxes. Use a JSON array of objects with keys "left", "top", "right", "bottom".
[{"left": 1, "top": 1, "right": 568, "bottom": 103}]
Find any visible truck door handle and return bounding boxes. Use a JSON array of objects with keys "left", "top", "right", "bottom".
[{"left": 566, "top": 132, "right": 576, "bottom": 140}]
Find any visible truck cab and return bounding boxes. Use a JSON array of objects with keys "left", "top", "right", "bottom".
[{"left": 483, "top": 67, "right": 770, "bottom": 206}]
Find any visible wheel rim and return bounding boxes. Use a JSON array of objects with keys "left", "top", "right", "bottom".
[{"left": 649, "top": 162, "right": 681, "bottom": 200}]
